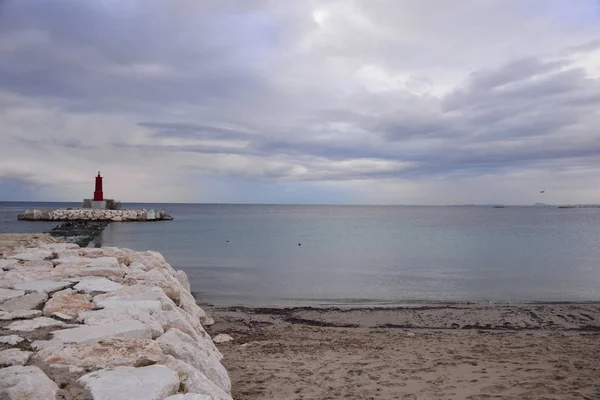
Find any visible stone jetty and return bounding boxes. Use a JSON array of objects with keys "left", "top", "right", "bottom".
[
  {"left": 18, "top": 208, "right": 173, "bottom": 222},
  {"left": 0, "top": 236, "right": 231, "bottom": 400}
]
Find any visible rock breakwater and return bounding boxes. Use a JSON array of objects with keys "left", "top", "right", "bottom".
[
  {"left": 0, "top": 238, "right": 232, "bottom": 400},
  {"left": 18, "top": 208, "right": 173, "bottom": 222}
]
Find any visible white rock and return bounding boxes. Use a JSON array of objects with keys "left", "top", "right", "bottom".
[
  {"left": 126, "top": 268, "right": 184, "bottom": 302},
  {"left": 52, "top": 319, "right": 152, "bottom": 344},
  {"left": 179, "top": 290, "right": 209, "bottom": 325},
  {"left": 0, "top": 292, "right": 48, "bottom": 311},
  {"left": 212, "top": 334, "right": 233, "bottom": 344},
  {"left": 7, "top": 316, "right": 67, "bottom": 331},
  {"left": 49, "top": 363, "right": 85, "bottom": 374},
  {"left": 0, "top": 309, "right": 42, "bottom": 320},
  {"left": 74, "top": 277, "right": 124, "bottom": 293},
  {"left": 51, "top": 312, "right": 74, "bottom": 321},
  {"left": 203, "top": 316, "right": 215, "bottom": 326},
  {"left": 0, "top": 259, "right": 16, "bottom": 270},
  {"left": 0, "top": 288, "right": 25, "bottom": 303},
  {"left": 97, "top": 299, "right": 163, "bottom": 310},
  {"left": 0, "top": 271, "right": 29, "bottom": 289},
  {"left": 43, "top": 292, "right": 94, "bottom": 318},
  {"left": 86, "top": 257, "right": 120, "bottom": 268},
  {"left": 166, "top": 394, "right": 214, "bottom": 400},
  {"left": 128, "top": 261, "right": 149, "bottom": 272},
  {"left": 163, "top": 356, "right": 233, "bottom": 400},
  {"left": 7, "top": 250, "right": 53, "bottom": 261},
  {"left": 0, "top": 366, "right": 59, "bottom": 400},
  {"left": 80, "top": 265, "right": 126, "bottom": 279},
  {"left": 0, "top": 349, "right": 32, "bottom": 366},
  {"left": 111, "top": 216, "right": 123, "bottom": 222},
  {"left": 10, "top": 260, "right": 54, "bottom": 273},
  {"left": 78, "top": 308, "right": 164, "bottom": 338},
  {"left": 0, "top": 335, "right": 25, "bottom": 345},
  {"left": 175, "top": 270, "right": 191, "bottom": 292},
  {"left": 13, "top": 279, "right": 72, "bottom": 293},
  {"left": 93, "top": 284, "right": 175, "bottom": 311},
  {"left": 79, "top": 365, "right": 179, "bottom": 400},
  {"left": 157, "top": 329, "right": 231, "bottom": 393},
  {"left": 40, "top": 243, "right": 80, "bottom": 252},
  {"left": 53, "top": 287, "right": 78, "bottom": 296},
  {"left": 35, "top": 337, "right": 166, "bottom": 369}
]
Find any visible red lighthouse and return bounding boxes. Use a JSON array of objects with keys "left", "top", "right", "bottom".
[{"left": 94, "top": 172, "right": 104, "bottom": 201}]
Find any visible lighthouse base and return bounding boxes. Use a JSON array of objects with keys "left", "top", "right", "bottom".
[
  {"left": 82, "top": 199, "right": 107, "bottom": 209},
  {"left": 90, "top": 201, "right": 107, "bottom": 209}
]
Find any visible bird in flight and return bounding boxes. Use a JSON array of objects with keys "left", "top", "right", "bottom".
[{"left": 540, "top": 190, "right": 545, "bottom": 193}]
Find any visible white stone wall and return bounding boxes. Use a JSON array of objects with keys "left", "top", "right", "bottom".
[
  {"left": 0, "top": 244, "right": 231, "bottom": 400},
  {"left": 20, "top": 208, "right": 172, "bottom": 221}
]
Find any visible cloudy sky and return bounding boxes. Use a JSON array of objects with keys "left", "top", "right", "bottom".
[{"left": 1, "top": 0, "right": 600, "bottom": 204}]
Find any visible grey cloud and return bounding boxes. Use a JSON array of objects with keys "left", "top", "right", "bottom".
[
  {"left": 15, "top": 137, "right": 93, "bottom": 150},
  {"left": 138, "top": 122, "right": 254, "bottom": 141},
  {"left": 128, "top": 54, "right": 600, "bottom": 181}
]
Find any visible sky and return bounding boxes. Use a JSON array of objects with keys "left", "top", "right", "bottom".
[{"left": 1, "top": 0, "right": 600, "bottom": 205}]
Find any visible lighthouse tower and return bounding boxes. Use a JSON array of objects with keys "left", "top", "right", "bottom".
[
  {"left": 88, "top": 171, "right": 107, "bottom": 209},
  {"left": 82, "top": 171, "right": 117, "bottom": 209},
  {"left": 94, "top": 172, "right": 104, "bottom": 201}
]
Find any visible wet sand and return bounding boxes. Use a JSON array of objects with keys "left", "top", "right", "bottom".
[{"left": 206, "top": 303, "right": 600, "bottom": 400}]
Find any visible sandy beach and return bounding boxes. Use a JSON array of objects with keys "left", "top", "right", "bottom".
[{"left": 206, "top": 303, "right": 600, "bottom": 400}]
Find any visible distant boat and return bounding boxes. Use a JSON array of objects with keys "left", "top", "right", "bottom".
[{"left": 492, "top": 205, "right": 505, "bottom": 208}]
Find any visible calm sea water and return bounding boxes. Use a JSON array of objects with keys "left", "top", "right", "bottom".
[{"left": 2, "top": 202, "right": 600, "bottom": 305}]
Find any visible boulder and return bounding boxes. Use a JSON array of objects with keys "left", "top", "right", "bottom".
[
  {"left": 124, "top": 268, "right": 184, "bottom": 303},
  {"left": 111, "top": 216, "right": 123, "bottom": 222},
  {"left": 0, "top": 366, "right": 59, "bottom": 400},
  {"left": 163, "top": 356, "right": 233, "bottom": 400},
  {"left": 13, "top": 279, "right": 72, "bottom": 293},
  {"left": 77, "top": 308, "right": 164, "bottom": 338},
  {"left": 179, "top": 290, "right": 209, "bottom": 325},
  {"left": 79, "top": 365, "right": 179, "bottom": 400},
  {"left": 51, "top": 319, "right": 152, "bottom": 344},
  {"left": 0, "top": 310, "right": 42, "bottom": 320},
  {"left": 0, "top": 271, "right": 29, "bottom": 289},
  {"left": 175, "top": 270, "right": 191, "bottom": 292},
  {"left": 93, "top": 285, "right": 176, "bottom": 312},
  {"left": 95, "top": 299, "right": 162, "bottom": 310},
  {"left": 10, "top": 260, "right": 54, "bottom": 273},
  {"left": 0, "top": 292, "right": 48, "bottom": 311},
  {"left": 0, "top": 259, "right": 16, "bottom": 270},
  {"left": 40, "top": 243, "right": 80, "bottom": 252},
  {"left": 74, "top": 277, "right": 124, "bottom": 293},
  {"left": 35, "top": 337, "right": 165, "bottom": 369},
  {"left": 0, "top": 335, "right": 25, "bottom": 345},
  {"left": 51, "top": 312, "right": 74, "bottom": 321},
  {"left": 78, "top": 247, "right": 135, "bottom": 265},
  {"left": 7, "top": 316, "right": 67, "bottom": 331},
  {"left": 157, "top": 329, "right": 230, "bottom": 393},
  {"left": 7, "top": 250, "right": 53, "bottom": 261},
  {"left": 0, "top": 349, "right": 32, "bottom": 367},
  {"left": 52, "top": 287, "right": 77, "bottom": 296},
  {"left": 43, "top": 293, "right": 94, "bottom": 318},
  {"left": 166, "top": 394, "right": 214, "bottom": 400},
  {"left": 0, "top": 288, "right": 25, "bottom": 303},
  {"left": 80, "top": 265, "right": 127, "bottom": 279},
  {"left": 212, "top": 334, "right": 233, "bottom": 344}
]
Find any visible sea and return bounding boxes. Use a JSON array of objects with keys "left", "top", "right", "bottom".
[{"left": 1, "top": 202, "right": 600, "bottom": 305}]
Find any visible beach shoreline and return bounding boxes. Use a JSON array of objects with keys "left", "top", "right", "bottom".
[{"left": 206, "top": 303, "right": 600, "bottom": 400}]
